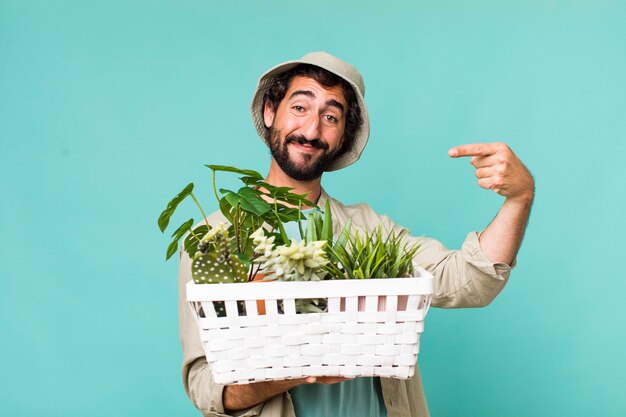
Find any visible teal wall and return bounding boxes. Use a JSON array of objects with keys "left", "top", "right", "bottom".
[{"left": 1, "top": 1, "right": 625, "bottom": 416}]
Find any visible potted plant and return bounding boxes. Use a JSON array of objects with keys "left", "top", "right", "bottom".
[{"left": 158, "top": 164, "right": 433, "bottom": 385}]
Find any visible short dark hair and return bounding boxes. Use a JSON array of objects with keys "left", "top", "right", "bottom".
[{"left": 262, "top": 64, "right": 362, "bottom": 157}]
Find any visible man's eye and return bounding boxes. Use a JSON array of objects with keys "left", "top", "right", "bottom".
[
  {"left": 324, "top": 115, "right": 338, "bottom": 123},
  {"left": 292, "top": 106, "right": 305, "bottom": 112}
]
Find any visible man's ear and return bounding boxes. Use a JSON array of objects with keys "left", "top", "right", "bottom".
[{"left": 263, "top": 102, "right": 276, "bottom": 129}]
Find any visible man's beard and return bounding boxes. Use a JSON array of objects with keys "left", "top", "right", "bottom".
[{"left": 268, "top": 128, "right": 336, "bottom": 181}]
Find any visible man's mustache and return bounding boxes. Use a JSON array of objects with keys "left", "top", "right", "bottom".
[{"left": 285, "top": 135, "right": 329, "bottom": 151}]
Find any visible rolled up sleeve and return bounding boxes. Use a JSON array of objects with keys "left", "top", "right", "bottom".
[
  {"left": 413, "top": 231, "right": 514, "bottom": 308},
  {"left": 375, "top": 209, "right": 515, "bottom": 309}
]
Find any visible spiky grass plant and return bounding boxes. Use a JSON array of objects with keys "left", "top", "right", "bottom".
[{"left": 324, "top": 225, "right": 420, "bottom": 280}]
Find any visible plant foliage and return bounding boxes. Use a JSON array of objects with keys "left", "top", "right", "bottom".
[
  {"left": 157, "top": 165, "right": 315, "bottom": 274},
  {"left": 158, "top": 164, "right": 421, "bottom": 313}
]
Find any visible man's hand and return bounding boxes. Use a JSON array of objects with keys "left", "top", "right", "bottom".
[
  {"left": 223, "top": 376, "right": 352, "bottom": 413},
  {"left": 448, "top": 142, "right": 535, "bottom": 203}
]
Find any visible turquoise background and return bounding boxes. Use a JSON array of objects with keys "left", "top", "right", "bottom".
[{"left": 1, "top": 1, "right": 625, "bottom": 416}]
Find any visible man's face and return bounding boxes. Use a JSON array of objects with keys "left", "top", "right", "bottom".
[{"left": 263, "top": 75, "right": 347, "bottom": 181}]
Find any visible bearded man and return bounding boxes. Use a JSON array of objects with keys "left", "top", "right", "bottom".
[{"left": 178, "top": 51, "right": 535, "bottom": 417}]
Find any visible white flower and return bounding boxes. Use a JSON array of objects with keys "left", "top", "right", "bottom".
[
  {"left": 261, "top": 239, "right": 329, "bottom": 282},
  {"left": 251, "top": 227, "right": 275, "bottom": 262},
  {"left": 250, "top": 227, "right": 266, "bottom": 244}
]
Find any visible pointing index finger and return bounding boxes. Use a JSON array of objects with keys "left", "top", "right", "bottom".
[{"left": 448, "top": 144, "right": 495, "bottom": 158}]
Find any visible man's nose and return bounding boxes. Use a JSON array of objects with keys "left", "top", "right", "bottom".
[{"left": 300, "top": 114, "right": 321, "bottom": 140}]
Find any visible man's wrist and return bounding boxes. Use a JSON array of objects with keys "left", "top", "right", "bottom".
[{"left": 506, "top": 190, "right": 534, "bottom": 207}]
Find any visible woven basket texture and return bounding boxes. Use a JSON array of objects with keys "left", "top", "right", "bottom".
[{"left": 187, "top": 268, "right": 433, "bottom": 385}]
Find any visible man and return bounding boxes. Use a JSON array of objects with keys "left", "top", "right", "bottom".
[{"left": 178, "top": 51, "right": 534, "bottom": 417}]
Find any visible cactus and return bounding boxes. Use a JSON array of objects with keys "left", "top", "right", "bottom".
[
  {"left": 191, "top": 224, "right": 247, "bottom": 317},
  {"left": 191, "top": 224, "right": 247, "bottom": 284},
  {"left": 191, "top": 252, "right": 247, "bottom": 284}
]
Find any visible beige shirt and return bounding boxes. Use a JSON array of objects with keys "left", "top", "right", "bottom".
[{"left": 178, "top": 190, "right": 513, "bottom": 417}]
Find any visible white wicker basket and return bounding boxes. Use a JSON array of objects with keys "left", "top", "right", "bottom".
[{"left": 187, "top": 266, "right": 433, "bottom": 385}]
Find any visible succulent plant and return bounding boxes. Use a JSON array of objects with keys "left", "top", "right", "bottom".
[
  {"left": 251, "top": 227, "right": 330, "bottom": 313},
  {"left": 252, "top": 228, "right": 328, "bottom": 282},
  {"left": 191, "top": 224, "right": 247, "bottom": 285}
]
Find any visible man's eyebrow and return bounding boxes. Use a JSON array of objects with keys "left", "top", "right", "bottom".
[
  {"left": 289, "top": 90, "right": 315, "bottom": 100},
  {"left": 325, "top": 99, "right": 344, "bottom": 113}
]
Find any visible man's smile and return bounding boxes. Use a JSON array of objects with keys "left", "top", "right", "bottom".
[
  {"left": 285, "top": 134, "right": 329, "bottom": 155},
  {"left": 290, "top": 141, "right": 322, "bottom": 153}
]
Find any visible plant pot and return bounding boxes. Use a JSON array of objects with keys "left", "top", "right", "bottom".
[{"left": 251, "top": 273, "right": 269, "bottom": 315}]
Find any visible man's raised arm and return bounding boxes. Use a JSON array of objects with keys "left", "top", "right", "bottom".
[{"left": 448, "top": 142, "right": 535, "bottom": 265}]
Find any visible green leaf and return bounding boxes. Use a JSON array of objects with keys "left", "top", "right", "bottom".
[
  {"left": 183, "top": 225, "right": 208, "bottom": 258},
  {"left": 313, "top": 211, "right": 323, "bottom": 239},
  {"left": 237, "top": 187, "right": 272, "bottom": 216},
  {"left": 158, "top": 183, "right": 194, "bottom": 232},
  {"left": 273, "top": 206, "right": 303, "bottom": 223},
  {"left": 171, "top": 218, "right": 194, "bottom": 240},
  {"left": 235, "top": 252, "right": 251, "bottom": 269},
  {"left": 371, "top": 254, "right": 388, "bottom": 278},
  {"left": 239, "top": 176, "right": 264, "bottom": 187},
  {"left": 257, "top": 182, "right": 296, "bottom": 196},
  {"left": 306, "top": 212, "right": 318, "bottom": 243},
  {"left": 223, "top": 190, "right": 241, "bottom": 208},
  {"left": 218, "top": 196, "right": 234, "bottom": 222},
  {"left": 165, "top": 218, "right": 195, "bottom": 261},
  {"left": 166, "top": 239, "right": 180, "bottom": 260},
  {"left": 321, "top": 199, "right": 333, "bottom": 243},
  {"left": 218, "top": 187, "right": 239, "bottom": 197},
  {"left": 257, "top": 182, "right": 316, "bottom": 207},
  {"left": 276, "top": 220, "right": 290, "bottom": 246},
  {"left": 335, "top": 219, "right": 352, "bottom": 248},
  {"left": 206, "top": 164, "right": 263, "bottom": 179},
  {"left": 184, "top": 225, "right": 208, "bottom": 245},
  {"left": 241, "top": 212, "right": 255, "bottom": 229},
  {"left": 276, "top": 193, "right": 317, "bottom": 208},
  {"left": 237, "top": 186, "right": 262, "bottom": 197}
]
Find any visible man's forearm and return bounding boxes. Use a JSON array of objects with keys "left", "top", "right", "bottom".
[
  {"left": 478, "top": 193, "right": 533, "bottom": 265},
  {"left": 223, "top": 376, "right": 348, "bottom": 413},
  {"left": 223, "top": 378, "right": 304, "bottom": 413}
]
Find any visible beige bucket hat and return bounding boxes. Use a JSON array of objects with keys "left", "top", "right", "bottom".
[{"left": 250, "top": 51, "right": 370, "bottom": 172}]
